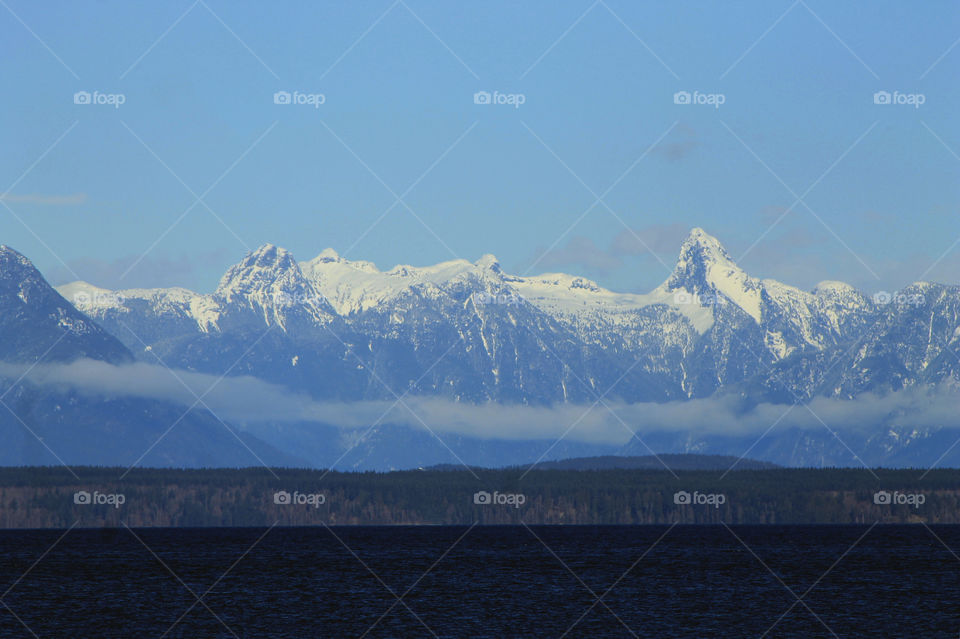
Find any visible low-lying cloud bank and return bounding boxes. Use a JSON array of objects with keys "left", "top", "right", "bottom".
[{"left": 1, "top": 359, "right": 958, "bottom": 445}]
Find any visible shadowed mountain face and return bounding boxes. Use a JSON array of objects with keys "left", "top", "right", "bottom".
[
  {"left": 0, "top": 246, "right": 131, "bottom": 364},
  {"left": 0, "top": 246, "right": 303, "bottom": 468},
  {"left": 0, "top": 228, "right": 952, "bottom": 470}
]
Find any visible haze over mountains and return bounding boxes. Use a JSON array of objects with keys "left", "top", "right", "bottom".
[{"left": 0, "top": 228, "right": 958, "bottom": 470}]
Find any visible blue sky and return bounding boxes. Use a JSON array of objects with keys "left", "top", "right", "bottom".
[{"left": 1, "top": 0, "right": 958, "bottom": 295}]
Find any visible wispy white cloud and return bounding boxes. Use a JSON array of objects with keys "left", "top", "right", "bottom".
[
  {"left": 2, "top": 359, "right": 959, "bottom": 446},
  {"left": 0, "top": 193, "right": 87, "bottom": 205},
  {"left": 528, "top": 235, "right": 623, "bottom": 275}
]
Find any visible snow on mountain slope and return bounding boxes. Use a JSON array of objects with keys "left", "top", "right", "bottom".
[
  {"left": 53, "top": 228, "right": 918, "bottom": 403},
  {"left": 650, "top": 228, "right": 877, "bottom": 361},
  {"left": 60, "top": 281, "right": 221, "bottom": 332},
  {"left": 32, "top": 229, "right": 960, "bottom": 469},
  {"left": 826, "top": 281, "right": 960, "bottom": 396},
  {"left": 55, "top": 228, "right": 876, "bottom": 369},
  {"left": 214, "top": 244, "right": 336, "bottom": 332},
  {"left": 58, "top": 230, "right": 759, "bottom": 341},
  {"left": 303, "top": 246, "right": 716, "bottom": 341},
  {"left": 300, "top": 249, "right": 506, "bottom": 316},
  {"left": 517, "top": 273, "right": 714, "bottom": 337},
  {"left": 59, "top": 245, "right": 339, "bottom": 341},
  {"left": 655, "top": 227, "right": 764, "bottom": 322}
]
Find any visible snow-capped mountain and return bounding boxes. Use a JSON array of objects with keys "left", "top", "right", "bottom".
[
  {"left": 827, "top": 281, "right": 960, "bottom": 396},
  {"left": 59, "top": 244, "right": 337, "bottom": 340},
  {"left": 31, "top": 227, "right": 960, "bottom": 469},
  {"left": 56, "top": 228, "right": 952, "bottom": 405}
]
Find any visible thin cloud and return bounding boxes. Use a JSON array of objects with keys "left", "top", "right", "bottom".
[
  {"left": 529, "top": 236, "right": 623, "bottom": 275},
  {"left": 651, "top": 125, "right": 699, "bottom": 162},
  {"left": 610, "top": 223, "right": 688, "bottom": 256},
  {"left": 2, "top": 359, "right": 959, "bottom": 446},
  {"left": 0, "top": 193, "right": 87, "bottom": 205}
]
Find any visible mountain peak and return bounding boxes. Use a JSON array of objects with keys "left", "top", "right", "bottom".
[
  {"left": 216, "top": 244, "right": 305, "bottom": 300},
  {"left": 679, "top": 228, "right": 735, "bottom": 263},
  {"left": 0, "top": 245, "right": 41, "bottom": 291},
  {"left": 0, "top": 244, "right": 33, "bottom": 271},
  {"left": 243, "top": 244, "right": 296, "bottom": 269},
  {"left": 474, "top": 253, "right": 501, "bottom": 273},
  {"left": 660, "top": 228, "right": 762, "bottom": 322},
  {"left": 315, "top": 248, "right": 341, "bottom": 263},
  {"left": 214, "top": 246, "right": 337, "bottom": 329},
  {"left": 667, "top": 228, "right": 741, "bottom": 290}
]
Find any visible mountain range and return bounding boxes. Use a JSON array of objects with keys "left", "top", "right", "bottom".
[
  {"left": 0, "top": 246, "right": 301, "bottom": 468},
  {"left": 0, "top": 227, "right": 957, "bottom": 470}
]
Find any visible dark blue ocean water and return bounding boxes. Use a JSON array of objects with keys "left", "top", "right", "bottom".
[{"left": 0, "top": 525, "right": 956, "bottom": 638}]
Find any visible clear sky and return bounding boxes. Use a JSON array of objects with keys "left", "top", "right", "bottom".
[{"left": 2, "top": 0, "right": 958, "bottom": 296}]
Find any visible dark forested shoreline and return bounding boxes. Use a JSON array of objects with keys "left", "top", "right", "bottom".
[{"left": 0, "top": 466, "right": 956, "bottom": 528}]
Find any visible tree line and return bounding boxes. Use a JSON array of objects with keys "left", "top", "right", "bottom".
[{"left": 0, "top": 466, "right": 956, "bottom": 528}]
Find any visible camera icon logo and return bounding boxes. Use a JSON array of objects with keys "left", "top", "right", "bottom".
[
  {"left": 74, "top": 490, "right": 91, "bottom": 504},
  {"left": 273, "top": 91, "right": 292, "bottom": 105},
  {"left": 673, "top": 490, "right": 691, "bottom": 505},
  {"left": 72, "top": 291, "right": 91, "bottom": 307},
  {"left": 872, "top": 291, "right": 892, "bottom": 305},
  {"left": 273, "top": 291, "right": 294, "bottom": 307},
  {"left": 873, "top": 91, "right": 891, "bottom": 105},
  {"left": 73, "top": 91, "right": 91, "bottom": 105},
  {"left": 473, "top": 490, "right": 491, "bottom": 505},
  {"left": 473, "top": 91, "right": 491, "bottom": 105},
  {"left": 873, "top": 490, "right": 891, "bottom": 505},
  {"left": 673, "top": 91, "right": 691, "bottom": 105},
  {"left": 673, "top": 291, "right": 693, "bottom": 305},
  {"left": 274, "top": 490, "right": 291, "bottom": 505}
]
